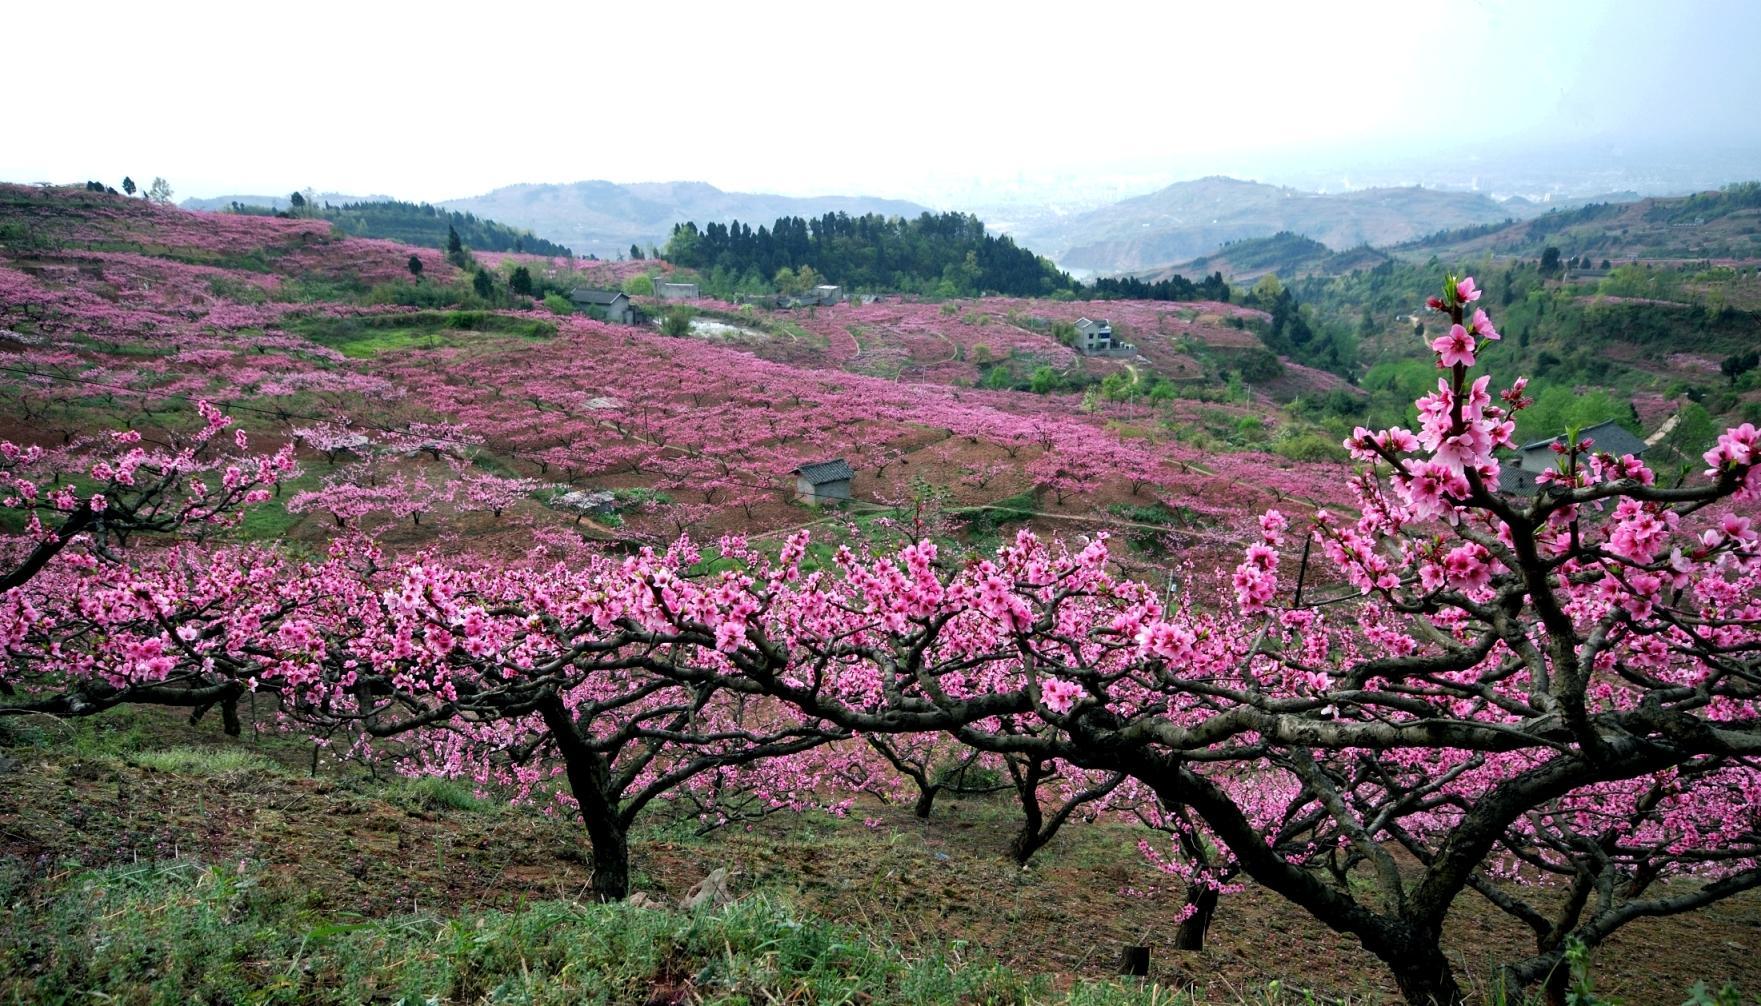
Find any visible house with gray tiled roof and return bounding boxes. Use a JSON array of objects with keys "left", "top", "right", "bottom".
[
  {"left": 792, "top": 458, "right": 855, "bottom": 505},
  {"left": 1516, "top": 420, "right": 1648, "bottom": 474},
  {"left": 1501, "top": 419, "right": 1649, "bottom": 496},
  {"left": 569, "top": 287, "right": 634, "bottom": 324}
]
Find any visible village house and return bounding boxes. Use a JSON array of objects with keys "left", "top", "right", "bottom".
[
  {"left": 1501, "top": 419, "right": 1649, "bottom": 496},
  {"left": 569, "top": 287, "right": 635, "bottom": 324},
  {"left": 791, "top": 458, "right": 855, "bottom": 505},
  {"left": 657, "top": 282, "right": 699, "bottom": 301},
  {"left": 1516, "top": 419, "right": 1648, "bottom": 474},
  {"left": 812, "top": 284, "right": 842, "bottom": 306},
  {"left": 1073, "top": 317, "right": 1136, "bottom": 356}
]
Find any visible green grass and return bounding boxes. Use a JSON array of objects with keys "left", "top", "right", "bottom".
[
  {"left": 385, "top": 776, "right": 499, "bottom": 814},
  {"left": 224, "top": 461, "right": 332, "bottom": 543},
  {"left": 286, "top": 310, "right": 556, "bottom": 358},
  {"left": 0, "top": 860, "right": 1219, "bottom": 1006},
  {"left": 127, "top": 746, "right": 282, "bottom": 776},
  {"left": 957, "top": 490, "right": 1039, "bottom": 538}
]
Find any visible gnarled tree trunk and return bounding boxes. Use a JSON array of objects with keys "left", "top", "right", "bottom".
[
  {"left": 1172, "top": 884, "right": 1219, "bottom": 951},
  {"left": 539, "top": 694, "right": 632, "bottom": 901}
]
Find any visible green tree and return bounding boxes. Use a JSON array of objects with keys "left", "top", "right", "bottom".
[
  {"left": 664, "top": 224, "right": 701, "bottom": 263},
  {"left": 446, "top": 225, "right": 469, "bottom": 269},
  {"left": 1100, "top": 370, "right": 1134, "bottom": 401},
  {"left": 121, "top": 176, "right": 136, "bottom": 198},
  {"left": 289, "top": 191, "right": 306, "bottom": 214},
  {"left": 471, "top": 268, "right": 494, "bottom": 299},
  {"left": 1028, "top": 365, "right": 1061, "bottom": 394},
  {"left": 1251, "top": 273, "right": 1285, "bottom": 306},
  {"left": 661, "top": 307, "right": 694, "bottom": 338},
  {"left": 1515, "top": 384, "right": 1635, "bottom": 442},
  {"left": 1539, "top": 246, "right": 1562, "bottom": 276},
  {"left": 621, "top": 274, "right": 655, "bottom": 297},
  {"left": 1664, "top": 401, "right": 1717, "bottom": 460},
  {"left": 407, "top": 254, "right": 423, "bottom": 280},
  {"left": 509, "top": 266, "right": 534, "bottom": 297},
  {"left": 629, "top": 244, "right": 644, "bottom": 261},
  {"left": 146, "top": 177, "right": 174, "bottom": 204},
  {"left": 1719, "top": 351, "right": 1759, "bottom": 385}
]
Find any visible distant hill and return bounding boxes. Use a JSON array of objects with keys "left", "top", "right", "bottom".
[
  {"left": 1391, "top": 182, "right": 1761, "bottom": 263},
  {"left": 1015, "top": 176, "right": 1531, "bottom": 274},
  {"left": 320, "top": 201, "right": 572, "bottom": 257},
  {"left": 1137, "top": 232, "right": 1391, "bottom": 284},
  {"left": 187, "top": 197, "right": 573, "bottom": 258},
  {"left": 181, "top": 192, "right": 392, "bottom": 212},
  {"left": 439, "top": 180, "right": 930, "bottom": 260}
]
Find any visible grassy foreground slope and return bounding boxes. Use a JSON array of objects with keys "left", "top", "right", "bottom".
[{"left": 3, "top": 709, "right": 1759, "bottom": 1004}]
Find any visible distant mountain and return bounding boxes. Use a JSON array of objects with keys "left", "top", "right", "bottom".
[
  {"left": 1389, "top": 182, "right": 1761, "bottom": 263},
  {"left": 1137, "top": 232, "right": 1391, "bottom": 284},
  {"left": 439, "top": 181, "right": 931, "bottom": 260},
  {"left": 181, "top": 192, "right": 391, "bottom": 212},
  {"left": 1015, "top": 176, "right": 1533, "bottom": 274}
]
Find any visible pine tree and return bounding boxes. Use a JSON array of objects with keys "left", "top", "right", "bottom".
[
  {"left": 447, "top": 224, "right": 468, "bottom": 268},
  {"left": 122, "top": 177, "right": 136, "bottom": 198}
]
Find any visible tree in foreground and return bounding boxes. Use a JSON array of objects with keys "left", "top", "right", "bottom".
[
  {"left": 3, "top": 272, "right": 1758, "bottom": 1002},
  {"left": 1, "top": 401, "right": 296, "bottom": 727},
  {"left": 601, "top": 275, "right": 1759, "bottom": 1003}
]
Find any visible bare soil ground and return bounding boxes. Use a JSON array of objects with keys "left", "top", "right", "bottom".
[{"left": 4, "top": 707, "right": 1756, "bottom": 1003}]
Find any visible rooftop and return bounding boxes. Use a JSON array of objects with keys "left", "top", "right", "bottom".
[
  {"left": 569, "top": 287, "right": 626, "bottom": 306},
  {"left": 793, "top": 458, "right": 856, "bottom": 485},
  {"left": 1519, "top": 419, "right": 1647, "bottom": 458}
]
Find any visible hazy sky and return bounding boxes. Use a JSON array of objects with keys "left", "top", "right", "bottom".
[{"left": 8, "top": 0, "right": 1760, "bottom": 206}]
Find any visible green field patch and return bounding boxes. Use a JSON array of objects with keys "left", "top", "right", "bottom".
[{"left": 287, "top": 310, "right": 556, "bottom": 358}]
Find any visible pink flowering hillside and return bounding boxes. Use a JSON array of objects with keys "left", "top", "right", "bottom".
[{"left": 4, "top": 185, "right": 1760, "bottom": 1006}]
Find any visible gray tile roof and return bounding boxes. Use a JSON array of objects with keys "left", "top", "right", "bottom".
[
  {"left": 793, "top": 458, "right": 855, "bottom": 484},
  {"left": 569, "top": 287, "right": 626, "bottom": 306},
  {"left": 1520, "top": 419, "right": 1647, "bottom": 458},
  {"left": 1499, "top": 462, "right": 1541, "bottom": 496}
]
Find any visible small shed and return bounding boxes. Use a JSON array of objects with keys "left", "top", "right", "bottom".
[
  {"left": 1074, "top": 317, "right": 1113, "bottom": 354},
  {"left": 812, "top": 284, "right": 842, "bottom": 306},
  {"left": 1517, "top": 420, "right": 1647, "bottom": 474},
  {"left": 569, "top": 287, "right": 634, "bottom": 324},
  {"left": 792, "top": 458, "right": 855, "bottom": 505},
  {"left": 658, "top": 282, "right": 699, "bottom": 301}
]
